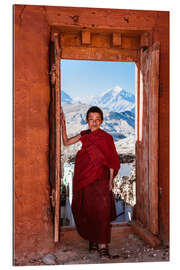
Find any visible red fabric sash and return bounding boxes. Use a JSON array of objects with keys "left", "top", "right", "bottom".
[{"left": 73, "top": 128, "right": 120, "bottom": 192}]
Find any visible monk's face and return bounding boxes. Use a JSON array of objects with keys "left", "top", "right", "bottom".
[{"left": 86, "top": 112, "right": 103, "bottom": 132}]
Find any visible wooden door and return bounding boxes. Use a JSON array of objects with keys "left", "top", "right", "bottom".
[
  {"left": 136, "top": 42, "right": 160, "bottom": 236},
  {"left": 49, "top": 33, "right": 61, "bottom": 242}
]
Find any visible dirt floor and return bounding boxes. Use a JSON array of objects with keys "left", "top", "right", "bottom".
[{"left": 14, "top": 232, "right": 169, "bottom": 266}]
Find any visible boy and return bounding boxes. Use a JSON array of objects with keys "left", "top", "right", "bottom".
[{"left": 61, "top": 106, "right": 120, "bottom": 259}]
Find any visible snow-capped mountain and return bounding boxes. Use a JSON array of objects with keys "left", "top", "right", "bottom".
[
  {"left": 99, "top": 86, "right": 135, "bottom": 112},
  {"left": 62, "top": 86, "right": 135, "bottom": 113}
]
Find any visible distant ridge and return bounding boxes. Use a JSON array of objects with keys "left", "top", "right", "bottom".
[{"left": 62, "top": 86, "right": 135, "bottom": 113}]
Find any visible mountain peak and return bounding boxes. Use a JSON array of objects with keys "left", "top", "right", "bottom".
[
  {"left": 100, "top": 85, "right": 123, "bottom": 96},
  {"left": 113, "top": 85, "right": 123, "bottom": 92}
]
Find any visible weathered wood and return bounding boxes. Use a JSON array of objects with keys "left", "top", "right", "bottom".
[
  {"left": 52, "top": 25, "right": 152, "bottom": 37},
  {"left": 81, "top": 31, "right": 91, "bottom": 44},
  {"left": 91, "top": 33, "right": 111, "bottom": 48},
  {"left": 135, "top": 62, "right": 140, "bottom": 141},
  {"left": 60, "top": 224, "right": 133, "bottom": 242},
  {"left": 112, "top": 32, "right": 121, "bottom": 46},
  {"left": 54, "top": 33, "right": 61, "bottom": 243},
  {"left": 46, "top": 6, "right": 159, "bottom": 31},
  {"left": 131, "top": 222, "right": 161, "bottom": 248},
  {"left": 136, "top": 47, "right": 150, "bottom": 228},
  {"left": 61, "top": 31, "right": 140, "bottom": 49},
  {"left": 49, "top": 32, "right": 62, "bottom": 243},
  {"left": 140, "top": 32, "right": 150, "bottom": 47},
  {"left": 60, "top": 222, "right": 131, "bottom": 232},
  {"left": 49, "top": 40, "right": 56, "bottom": 193},
  {"left": 136, "top": 44, "right": 159, "bottom": 235},
  {"left": 148, "top": 42, "right": 160, "bottom": 235},
  {"left": 122, "top": 36, "right": 140, "bottom": 49},
  {"left": 61, "top": 46, "right": 138, "bottom": 62}
]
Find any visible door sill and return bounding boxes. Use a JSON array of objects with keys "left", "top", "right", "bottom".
[{"left": 61, "top": 222, "right": 131, "bottom": 232}]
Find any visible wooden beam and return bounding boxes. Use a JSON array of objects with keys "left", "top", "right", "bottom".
[
  {"left": 61, "top": 46, "right": 138, "bottom": 62},
  {"left": 60, "top": 224, "right": 133, "bottom": 242},
  {"left": 140, "top": 32, "right": 150, "bottom": 47},
  {"left": 61, "top": 32, "right": 140, "bottom": 49},
  {"left": 131, "top": 222, "right": 161, "bottom": 248},
  {"left": 45, "top": 6, "right": 158, "bottom": 31},
  {"left": 113, "top": 32, "right": 122, "bottom": 47},
  {"left": 81, "top": 31, "right": 91, "bottom": 44}
]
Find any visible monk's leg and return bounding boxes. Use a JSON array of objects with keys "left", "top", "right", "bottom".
[{"left": 72, "top": 175, "right": 116, "bottom": 248}]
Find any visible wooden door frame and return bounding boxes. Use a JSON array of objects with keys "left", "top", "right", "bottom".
[
  {"left": 50, "top": 28, "right": 160, "bottom": 246},
  {"left": 49, "top": 33, "right": 62, "bottom": 242}
]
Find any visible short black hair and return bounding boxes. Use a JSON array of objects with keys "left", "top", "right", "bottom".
[{"left": 86, "top": 106, "right": 104, "bottom": 120}]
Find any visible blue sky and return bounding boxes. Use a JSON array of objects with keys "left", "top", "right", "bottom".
[{"left": 61, "top": 60, "right": 135, "bottom": 98}]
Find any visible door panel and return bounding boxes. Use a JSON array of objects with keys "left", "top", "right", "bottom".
[
  {"left": 136, "top": 42, "right": 159, "bottom": 235},
  {"left": 148, "top": 43, "right": 159, "bottom": 235},
  {"left": 136, "top": 47, "right": 150, "bottom": 228}
]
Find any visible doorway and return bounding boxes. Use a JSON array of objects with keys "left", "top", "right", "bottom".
[
  {"left": 60, "top": 59, "right": 136, "bottom": 227},
  {"left": 49, "top": 31, "right": 159, "bottom": 243}
]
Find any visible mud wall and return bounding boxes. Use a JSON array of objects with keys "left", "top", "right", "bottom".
[
  {"left": 153, "top": 12, "right": 169, "bottom": 245},
  {"left": 14, "top": 4, "right": 169, "bottom": 257},
  {"left": 14, "top": 5, "right": 54, "bottom": 258}
]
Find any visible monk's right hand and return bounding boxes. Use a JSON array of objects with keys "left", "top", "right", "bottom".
[{"left": 61, "top": 107, "right": 66, "bottom": 127}]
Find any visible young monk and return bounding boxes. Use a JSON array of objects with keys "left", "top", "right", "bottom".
[{"left": 61, "top": 106, "right": 120, "bottom": 259}]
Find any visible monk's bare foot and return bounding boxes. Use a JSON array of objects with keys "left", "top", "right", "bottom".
[
  {"left": 99, "top": 244, "right": 111, "bottom": 259},
  {"left": 99, "top": 244, "right": 107, "bottom": 249},
  {"left": 89, "top": 242, "right": 99, "bottom": 253}
]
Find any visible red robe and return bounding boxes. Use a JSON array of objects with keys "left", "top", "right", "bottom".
[{"left": 72, "top": 128, "right": 120, "bottom": 244}]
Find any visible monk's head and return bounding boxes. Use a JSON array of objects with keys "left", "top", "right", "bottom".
[{"left": 86, "top": 106, "right": 103, "bottom": 132}]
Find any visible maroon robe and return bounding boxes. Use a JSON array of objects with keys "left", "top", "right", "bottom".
[{"left": 72, "top": 128, "right": 120, "bottom": 244}]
